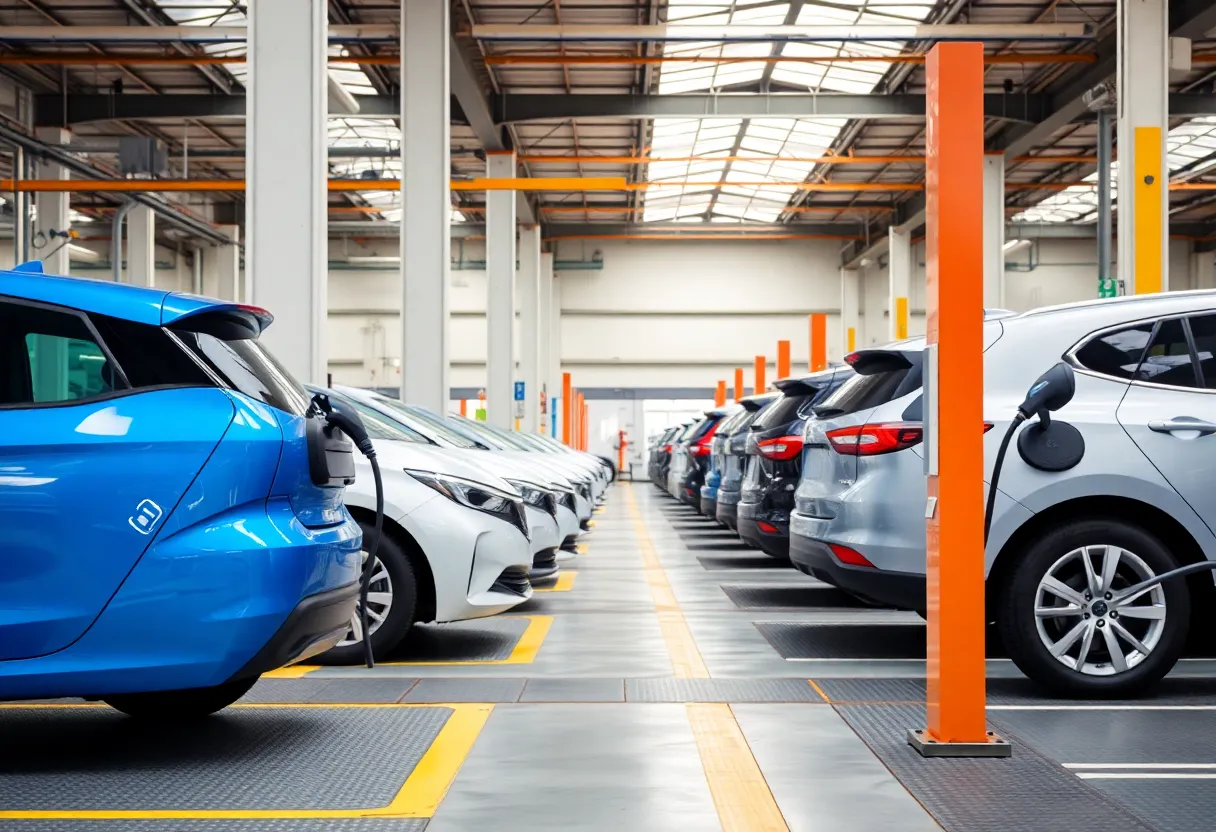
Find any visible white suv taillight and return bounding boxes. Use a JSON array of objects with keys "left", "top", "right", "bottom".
[{"left": 825, "top": 423, "right": 923, "bottom": 456}]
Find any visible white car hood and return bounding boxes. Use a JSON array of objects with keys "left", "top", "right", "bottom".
[{"left": 369, "top": 439, "right": 518, "bottom": 494}]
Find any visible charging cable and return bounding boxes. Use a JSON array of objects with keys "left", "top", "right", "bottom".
[{"left": 309, "top": 393, "right": 384, "bottom": 669}]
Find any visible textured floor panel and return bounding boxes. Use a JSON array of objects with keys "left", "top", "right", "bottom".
[
  {"left": 403, "top": 678, "right": 526, "bottom": 703},
  {"left": 697, "top": 555, "right": 792, "bottom": 571},
  {"left": 386, "top": 618, "right": 531, "bottom": 662},
  {"left": 624, "top": 678, "right": 825, "bottom": 702},
  {"left": 836, "top": 703, "right": 1157, "bottom": 832},
  {"left": 681, "top": 541, "right": 756, "bottom": 551},
  {"left": 818, "top": 676, "right": 1216, "bottom": 706},
  {"left": 519, "top": 678, "right": 626, "bottom": 702},
  {"left": 0, "top": 707, "right": 450, "bottom": 811},
  {"left": 1086, "top": 781, "right": 1216, "bottom": 832},
  {"left": 241, "top": 678, "right": 418, "bottom": 704},
  {"left": 991, "top": 709, "right": 1216, "bottom": 764},
  {"left": 721, "top": 584, "right": 867, "bottom": 610},
  {"left": 756, "top": 622, "right": 1005, "bottom": 660},
  {"left": 7, "top": 822, "right": 428, "bottom": 831}
]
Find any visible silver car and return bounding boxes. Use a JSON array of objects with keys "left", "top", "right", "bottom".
[{"left": 790, "top": 290, "right": 1216, "bottom": 697}]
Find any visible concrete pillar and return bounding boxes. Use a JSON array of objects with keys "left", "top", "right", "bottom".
[
  {"left": 126, "top": 205, "right": 156, "bottom": 287},
  {"left": 217, "top": 225, "right": 240, "bottom": 300},
  {"left": 401, "top": 0, "right": 450, "bottom": 410},
  {"left": 247, "top": 0, "right": 327, "bottom": 383},
  {"left": 1118, "top": 0, "right": 1169, "bottom": 294},
  {"left": 840, "top": 267, "right": 860, "bottom": 358},
  {"left": 485, "top": 150, "right": 516, "bottom": 428},
  {"left": 888, "top": 226, "right": 912, "bottom": 341},
  {"left": 1193, "top": 250, "right": 1216, "bottom": 289},
  {"left": 517, "top": 224, "right": 541, "bottom": 432},
  {"left": 34, "top": 127, "right": 70, "bottom": 277},
  {"left": 538, "top": 251, "right": 554, "bottom": 434},
  {"left": 550, "top": 269, "right": 563, "bottom": 438},
  {"left": 983, "top": 153, "right": 1005, "bottom": 307}
]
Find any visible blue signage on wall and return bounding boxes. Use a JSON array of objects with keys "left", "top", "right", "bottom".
[{"left": 514, "top": 381, "right": 526, "bottom": 401}]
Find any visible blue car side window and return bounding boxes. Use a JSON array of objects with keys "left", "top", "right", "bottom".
[{"left": 0, "top": 299, "right": 127, "bottom": 407}]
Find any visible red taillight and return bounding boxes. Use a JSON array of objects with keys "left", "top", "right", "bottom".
[
  {"left": 757, "top": 434, "right": 804, "bottom": 461},
  {"left": 829, "top": 544, "right": 875, "bottom": 568},
  {"left": 826, "top": 423, "right": 923, "bottom": 456},
  {"left": 663, "top": 444, "right": 672, "bottom": 453},
  {"left": 692, "top": 443, "right": 712, "bottom": 457},
  {"left": 758, "top": 521, "right": 780, "bottom": 534}
]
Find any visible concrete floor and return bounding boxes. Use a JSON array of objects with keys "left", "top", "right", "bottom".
[{"left": 6, "top": 483, "right": 1216, "bottom": 831}]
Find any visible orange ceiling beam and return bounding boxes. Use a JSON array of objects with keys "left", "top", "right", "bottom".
[
  {"left": 484, "top": 52, "right": 1098, "bottom": 67},
  {"left": 518, "top": 154, "right": 1099, "bottom": 165}
]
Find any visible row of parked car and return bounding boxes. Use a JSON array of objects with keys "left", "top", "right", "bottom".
[
  {"left": 651, "top": 290, "right": 1216, "bottom": 698},
  {"left": 0, "top": 265, "right": 609, "bottom": 718}
]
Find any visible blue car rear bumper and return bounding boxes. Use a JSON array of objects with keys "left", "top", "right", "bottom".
[{"left": 0, "top": 499, "right": 361, "bottom": 701}]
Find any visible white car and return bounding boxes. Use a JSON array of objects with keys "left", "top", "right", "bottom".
[
  {"left": 327, "top": 386, "right": 575, "bottom": 573},
  {"left": 336, "top": 386, "right": 595, "bottom": 547},
  {"left": 308, "top": 397, "right": 536, "bottom": 666}
]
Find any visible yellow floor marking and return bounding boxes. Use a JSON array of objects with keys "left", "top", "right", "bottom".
[
  {"left": 624, "top": 483, "right": 790, "bottom": 832},
  {"left": 586, "top": 519, "right": 598, "bottom": 528},
  {"left": 376, "top": 614, "right": 552, "bottom": 667},
  {"left": 263, "top": 664, "right": 316, "bottom": 679},
  {"left": 576, "top": 542, "right": 589, "bottom": 555},
  {"left": 533, "top": 571, "right": 578, "bottom": 593},
  {"left": 624, "top": 483, "right": 709, "bottom": 679},
  {"left": 808, "top": 680, "right": 832, "bottom": 703},
  {"left": 687, "top": 703, "right": 790, "bottom": 832},
  {"left": 0, "top": 703, "right": 492, "bottom": 820}
]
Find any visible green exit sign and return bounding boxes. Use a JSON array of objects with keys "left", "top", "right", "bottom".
[{"left": 1098, "top": 278, "right": 1119, "bottom": 298}]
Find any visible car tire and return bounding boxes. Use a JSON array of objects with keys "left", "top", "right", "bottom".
[
  {"left": 102, "top": 676, "right": 259, "bottom": 719},
  {"left": 996, "top": 518, "right": 1189, "bottom": 698},
  {"left": 314, "top": 522, "right": 418, "bottom": 666}
]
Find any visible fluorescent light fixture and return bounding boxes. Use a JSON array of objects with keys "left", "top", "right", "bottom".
[
  {"left": 67, "top": 243, "right": 101, "bottom": 262},
  {"left": 1003, "top": 239, "right": 1032, "bottom": 255}
]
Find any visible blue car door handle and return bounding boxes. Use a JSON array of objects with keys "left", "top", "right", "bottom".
[{"left": 1148, "top": 417, "right": 1216, "bottom": 436}]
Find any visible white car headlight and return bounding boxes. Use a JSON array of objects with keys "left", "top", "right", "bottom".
[
  {"left": 506, "top": 479, "right": 558, "bottom": 518},
  {"left": 406, "top": 469, "right": 529, "bottom": 538}
]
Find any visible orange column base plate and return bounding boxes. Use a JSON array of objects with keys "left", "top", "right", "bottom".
[{"left": 907, "top": 728, "right": 1012, "bottom": 758}]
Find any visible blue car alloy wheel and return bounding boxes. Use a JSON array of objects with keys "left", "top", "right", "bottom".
[{"left": 0, "top": 263, "right": 362, "bottom": 718}]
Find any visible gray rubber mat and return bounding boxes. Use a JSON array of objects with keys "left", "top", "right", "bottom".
[
  {"left": 1085, "top": 780, "right": 1216, "bottom": 832},
  {"left": 625, "top": 678, "right": 826, "bottom": 703},
  {"left": 697, "top": 555, "right": 792, "bottom": 570},
  {"left": 836, "top": 702, "right": 1156, "bottom": 832},
  {"left": 8, "top": 822, "right": 428, "bottom": 831},
  {"left": 0, "top": 706, "right": 450, "bottom": 811},
  {"left": 721, "top": 584, "right": 867, "bottom": 610},
  {"left": 818, "top": 676, "right": 1216, "bottom": 706},
  {"left": 992, "top": 708, "right": 1216, "bottom": 765},
  {"left": 520, "top": 678, "right": 626, "bottom": 702},
  {"left": 241, "top": 678, "right": 418, "bottom": 703},
  {"left": 682, "top": 541, "right": 755, "bottom": 551},
  {"left": 387, "top": 617, "right": 531, "bottom": 662},
  {"left": 756, "top": 622, "right": 1005, "bottom": 660}
]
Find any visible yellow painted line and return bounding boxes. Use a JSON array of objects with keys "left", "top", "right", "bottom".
[
  {"left": 687, "top": 703, "right": 790, "bottom": 832},
  {"left": 586, "top": 519, "right": 598, "bottom": 528},
  {"left": 623, "top": 483, "right": 709, "bottom": 679},
  {"left": 376, "top": 615, "right": 553, "bottom": 667},
  {"left": 262, "top": 664, "right": 317, "bottom": 679},
  {"left": 0, "top": 703, "right": 492, "bottom": 820},
  {"left": 808, "top": 680, "right": 832, "bottom": 703},
  {"left": 576, "top": 542, "right": 589, "bottom": 555},
  {"left": 533, "top": 570, "right": 578, "bottom": 593}
]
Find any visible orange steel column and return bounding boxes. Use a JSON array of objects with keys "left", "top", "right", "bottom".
[
  {"left": 459, "top": 399, "right": 467, "bottom": 417},
  {"left": 562, "top": 373, "right": 572, "bottom": 445},
  {"left": 754, "top": 356, "right": 766, "bottom": 394},
  {"left": 776, "top": 340, "right": 791, "bottom": 379},
  {"left": 809, "top": 314, "right": 827, "bottom": 371},
  {"left": 578, "top": 394, "right": 587, "bottom": 450},
  {"left": 714, "top": 380, "right": 727, "bottom": 407},
  {"left": 733, "top": 368, "right": 744, "bottom": 401},
  {"left": 912, "top": 41, "right": 1007, "bottom": 758}
]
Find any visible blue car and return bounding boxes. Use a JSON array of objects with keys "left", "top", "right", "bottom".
[{"left": 0, "top": 264, "right": 362, "bottom": 718}]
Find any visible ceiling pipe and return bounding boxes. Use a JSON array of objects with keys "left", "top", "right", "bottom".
[
  {"left": 0, "top": 25, "right": 395, "bottom": 42},
  {"left": 467, "top": 23, "right": 1096, "bottom": 43},
  {"left": 0, "top": 122, "right": 230, "bottom": 247}
]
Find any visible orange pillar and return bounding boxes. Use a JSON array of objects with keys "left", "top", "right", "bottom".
[
  {"left": 714, "top": 380, "right": 727, "bottom": 407},
  {"left": 809, "top": 313, "right": 827, "bottom": 371},
  {"left": 915, "top": 41, "right": 1002, "bottom": 756},
  {"left": 754, "top": 356, "right": 766, "bottom": 394},
  {"left": 577, "top": 393, "right": 587, "bottom": 450},
  {"left": 733, "top": 368, "right": 744, "bottom": 401},
  {"left": 459, "top": 399, "right": 467, "bottom": 417},
  {"left": 582, "top": 401, "right": 589, "bottom": 450},
  {"left": 776, "top": 340, "right": 791, "bottom": 379},
  {"left": 562, "top": 372, "right": 572, "bottom": 445}
]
